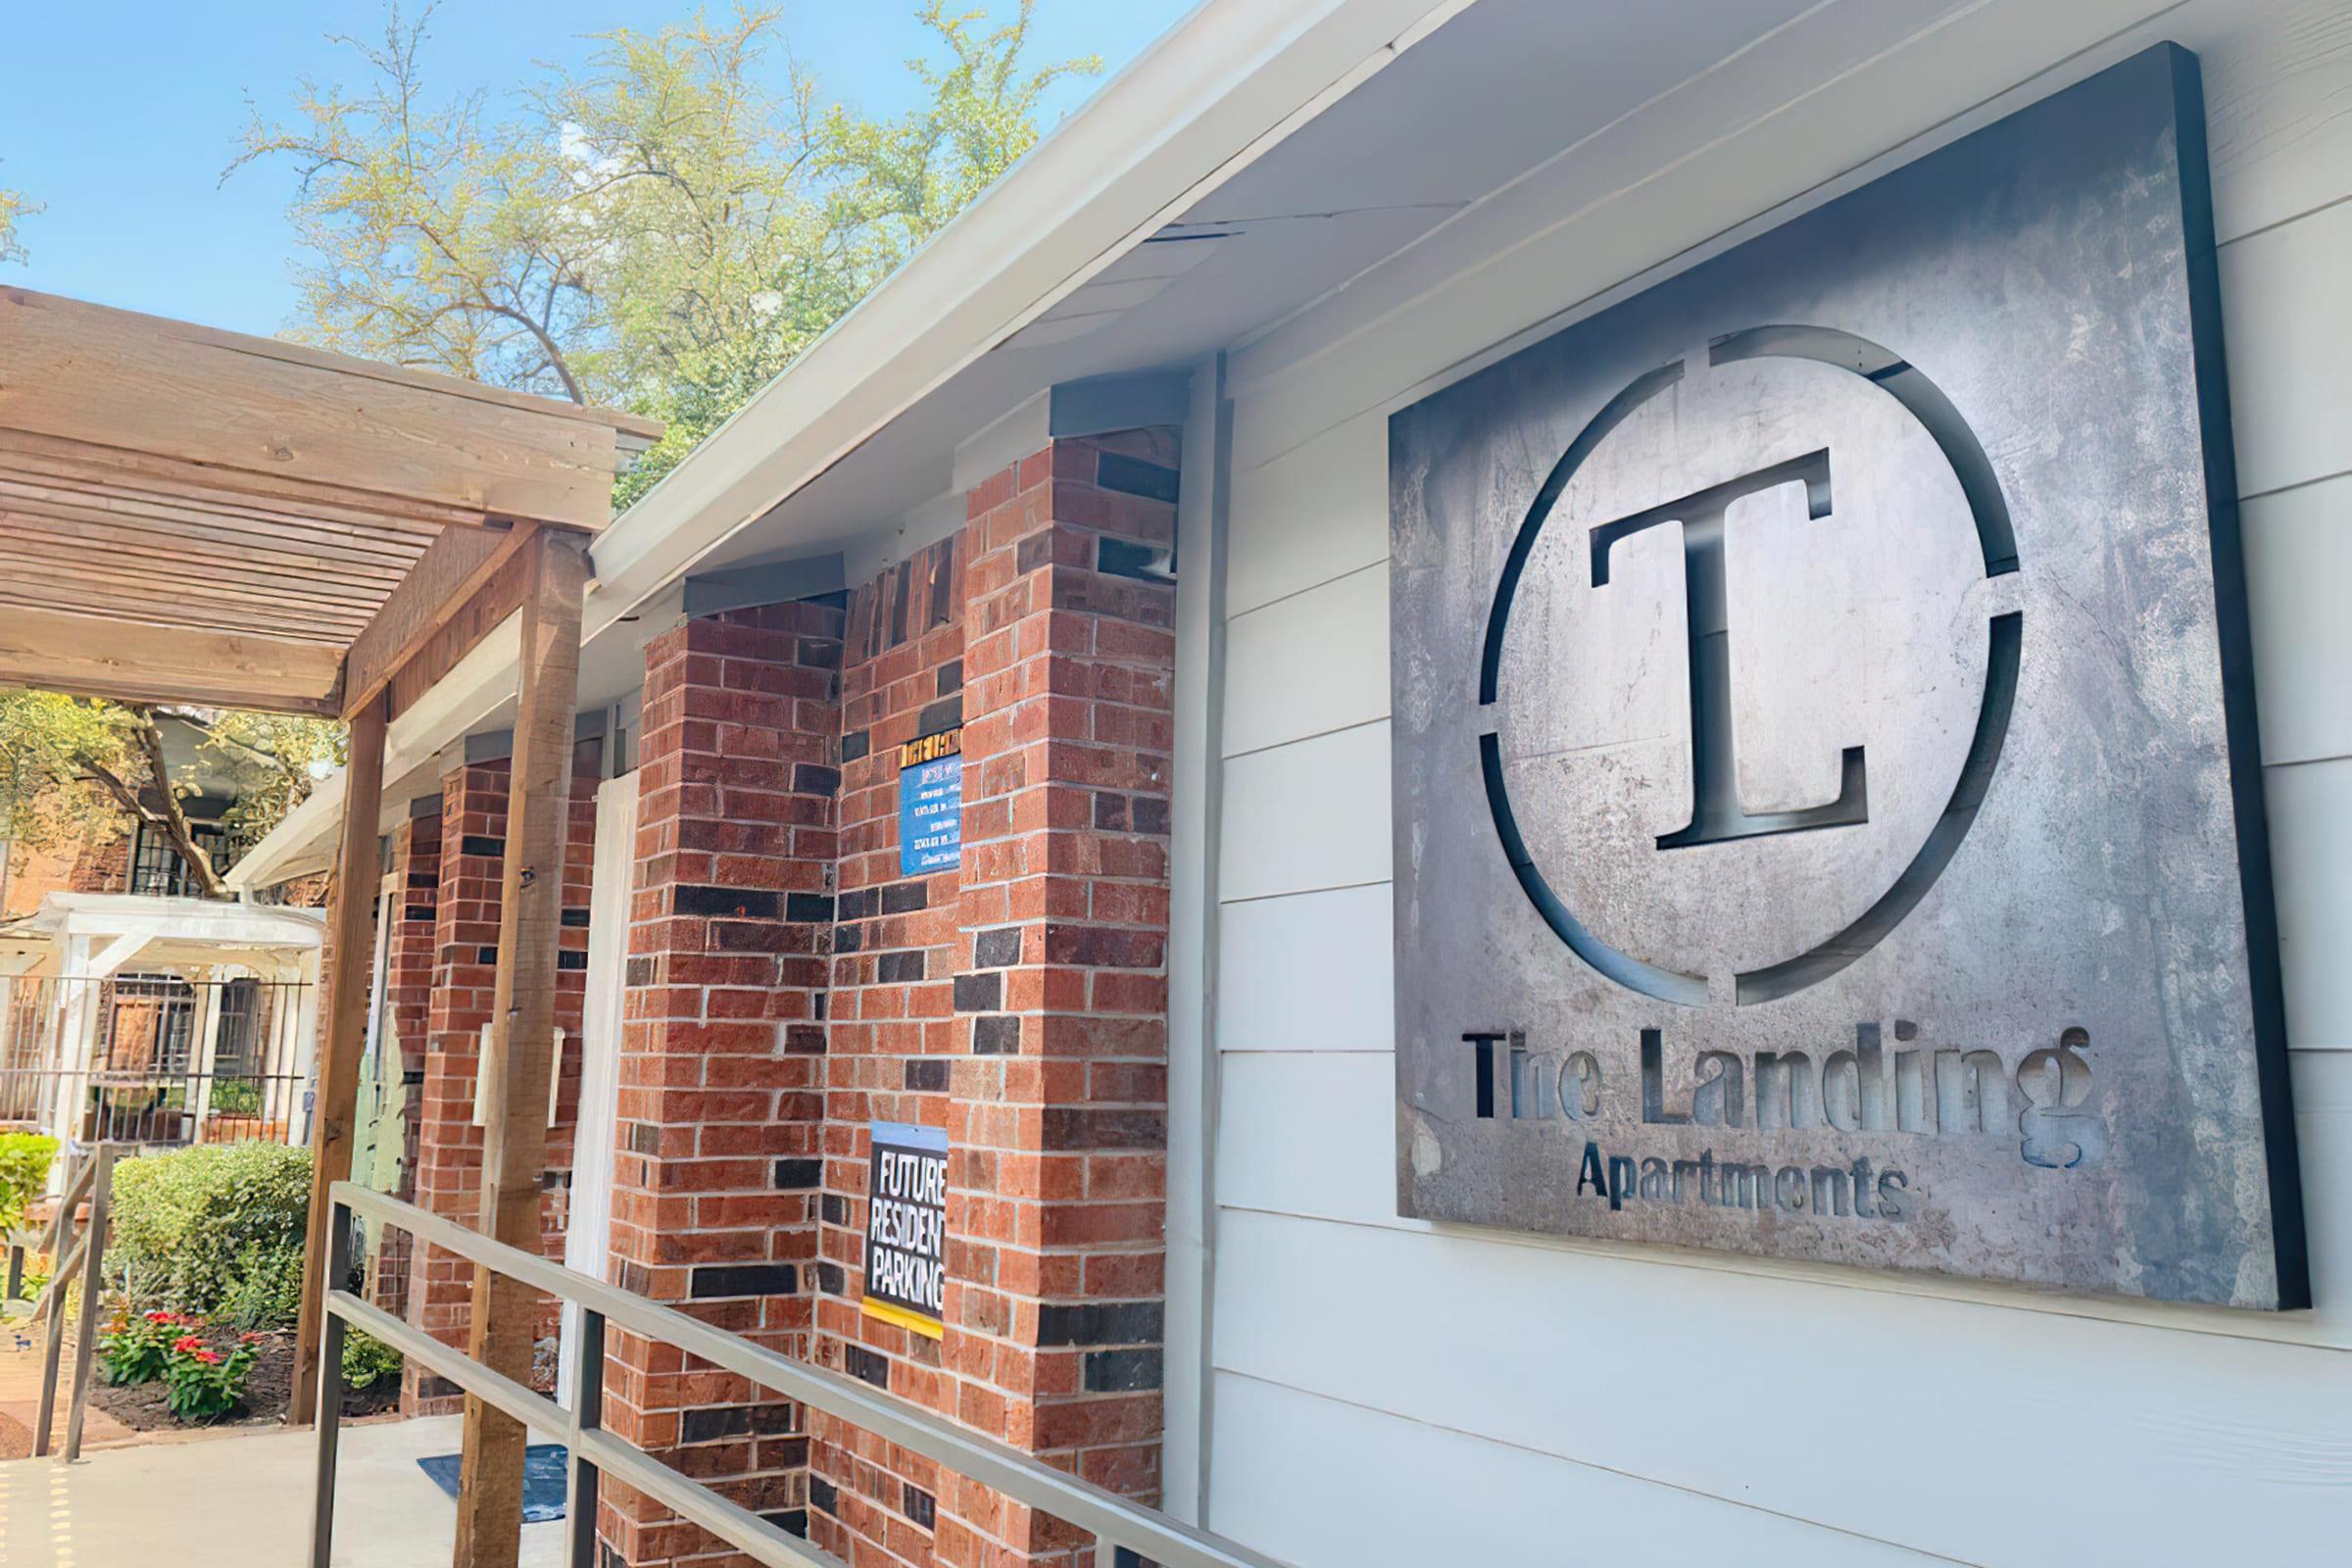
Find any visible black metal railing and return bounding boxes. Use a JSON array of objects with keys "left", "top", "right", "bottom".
[{"left": 0, "top": 974, "right": 314, "bottom": 1147}]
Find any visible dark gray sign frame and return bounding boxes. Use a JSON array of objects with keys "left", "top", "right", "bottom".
[{"left": 1388, "top": 45, "right": 2307, "bottom": 1308}]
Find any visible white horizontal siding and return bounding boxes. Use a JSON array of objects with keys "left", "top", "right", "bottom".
[
  {"left": 1220, "top": 562, "right": 1388, "bottom": 758},
  {"left": 1216, "top": 720, "right": 1389, "bottom": 903},
  {"left": 1214, "top": 882, "right": 1392, "bottom": 1053},
  {"left": 1217, "top": 1046, "right": 2352, "bottom": 1347},
  {"left": 1210, "top": 1202, "right": 2352, "bottom": 1568},
  {"left": 2219, "top": 197, "right": 2352, "bottom": 500},
  {"left": 1207, "top": 1372, "right": 1937, "bottom": 1568},
  {"left": 1202, "top": 3, "right": 2352, "bottom": 1564},
  {"left": 2242, "top": 474, "right": 2352, "bottom": 767}
]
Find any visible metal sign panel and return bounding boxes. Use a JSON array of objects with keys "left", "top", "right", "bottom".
[
  {"left": 863, "top": 1119, "right": 948, "bottom": 1339},
  {"left": 900, "top": 726, "right": 964, "bottom": 877},
  {"left": 1388, "top": 46, "right": 2307, "bottom": 1308}
]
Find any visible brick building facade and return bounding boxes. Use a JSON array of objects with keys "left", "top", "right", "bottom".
[{"left": 565, "top": 427, "right": 1179, "bottom": 1567}]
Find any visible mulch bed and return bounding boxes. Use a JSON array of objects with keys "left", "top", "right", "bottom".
[{"left": 89, "top": 1331, "right": 401, "bottom": 1432}]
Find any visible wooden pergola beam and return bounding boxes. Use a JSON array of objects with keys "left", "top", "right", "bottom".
[
  {"left": 288, "top": 695, "right": 387, "bottom": 1423},
  {"left": 0, "top": 287, "right": 657, "bottom": 530},
  {"left": 0, "top": 602, "right": 345, "bottom": 715},
  {"left": 454, "top": 527, "right": 588, "bottom": 1568},
  {"left": 340, "top": 520, "right": 539, "bottom": 720}
]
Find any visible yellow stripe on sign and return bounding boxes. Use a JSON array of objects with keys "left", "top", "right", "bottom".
[{"left": 861, "top": 1295, "right": 946, "bottom": 1341}]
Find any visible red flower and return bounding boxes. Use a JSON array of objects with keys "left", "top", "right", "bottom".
[
  {"left": 191, "top": 1349, "right": 221, "bottom": 1365},
  {"left": 144, "top": 1310, "right": 173, "bottom": 1324},
  {"left": 173, "top": 1335, "right": 206, "bottom": 1353}
]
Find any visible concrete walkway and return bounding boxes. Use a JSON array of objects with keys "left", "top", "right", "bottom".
[{"left": 0, "top": 1414, "right": 566, "bottom": 1566}]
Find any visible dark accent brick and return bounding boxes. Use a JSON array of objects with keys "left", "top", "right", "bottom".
[
  {"left": 819, "top": 1195, "right": 849, "bottom": 1228},
  {"left": 840, "top": 729, "right": 871, "bottom": 763},
  {"left": 773, "top": 1157, "right": 822, "bottom": 1189},
  {"left": 952, "top": 972, "right": 1001, "bottom": 1012},
  {"left": 1094, "top": 793, "right": 1130, "bottom": 831},
  {"left": 476, "top": 946, "right": 499, "bottom": 964},
  {"left": 403, "top": 905, "right": 435, "bottom": 923},
  {"left": 560, "top": 906, "right": 591, "bottom": 928},
  {"left": 815, "top": 1261, "right": 847, "bottom": 1295},
  {"left": 903, "top": 1483, "right": 936, "bottom": 1531},
  {"left": 935, "top": 660, "right": 963, "bottom": 696},
  {"left": 763, "top": 1510, "right": 810, "bottom": 1540},
  {"left": 972, "top": 926, "right": 1022, "bottom": 969},
  {"left": 1096, "top": 450, "right": 1181, "bottom": 503},
  {"left": 809, "top": 1477, "right": 839, "bottom": 1517},
  {"left": 1098, "top": 536, "right": 1167, "bottom": 583},
  {"left": 688, "top": 1263, "right": 799, "bottom": 1298},
  {"left": 876, "top": 950, "right": 925, "bottom": 983},
  {"left": 793, "top": 762, "right": 841, "bottom": 796},
  {"left": 1036, "top": 1300, "right": 1164, "bottom": 1347},
  {"left": 1043, "top": 1107, "right": 1164, "bottom": 1152},
  {"left": 971, "top": 1015, "right": 1021, "bottom": 1055},
  {"left": 712, "top": 920, "right": 787, "bottom": 954},
  {"left": 917, "top": 697, "right": 961, "bottom": 736},
  {"left": 460, "top": 834, "right": 504, "bottom": 859},
  {"left": 835, "top": 887, "right": 874, "bottom": 921},
  {"left": 784, "top": 1024, "right": 827, "bottom": 1054},
  {"left": 905, "top": 1058, "right": 950, "bottom": 1092},
  {"left": 676, "top": 885, "right": 780, "bottom": 919},
  {"left": 843, "top": 1345, "right": 890, "bottom": 1391},
  {"left": 833, "top": 923, "right": 863, "bottom": 954},
  {"left": 785, "top": 891, "right": 836, "bottom": 923},
  {"left": 625, "top": 956, "right": 656, "bottom": 988},
  {"left": 1133, "top": 796, "right": 1170, "bottom": 837},
  {"left": 1015, "top": 533, "right": 1053, "bottom": 575},
  {"left": 1085, "top": 1348, "right": 1163, "bottom": 1393},
  {"left": 627, "top": 1122, "right": 660, "bottom": 1154},
  {"left": 879, "top": 881, "right": 927, "bottom": 914},
  {"left": 557, "top": 950, "right": 587, "bottom": 971},
  {"left": 680, "top": 1404, "right": 754, "bottom": 1444}
]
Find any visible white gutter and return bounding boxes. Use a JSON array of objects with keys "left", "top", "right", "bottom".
[{"left": 230, "top": 0, "right": 1466, "bottom": 891}]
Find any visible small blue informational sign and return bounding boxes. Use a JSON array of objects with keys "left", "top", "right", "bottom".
[{"left": 899, "top": 748, "right": 963, "bottom": 876}]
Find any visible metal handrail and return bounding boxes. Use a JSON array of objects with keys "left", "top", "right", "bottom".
[{"left": 316, "top": 1182, "right": 1292, "bottom": 1568}]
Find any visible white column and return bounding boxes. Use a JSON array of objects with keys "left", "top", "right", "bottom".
[
  {"left": 289, "top": 951, "right": 322, "bottom": 1147},
  {"left": 188, "top": 967, "right": 226, "bottom": 1146}
]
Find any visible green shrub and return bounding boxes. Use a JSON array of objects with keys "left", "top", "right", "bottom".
[
  {"left": 209, "top": 1079, "right": 263, "bottom": 1116},
  {"left": 106, "top": 1143, "right": 312, "bottom": 1327},
  {"left": 341, "top": 1328, "right": 403, "bottom": 1391},
  {"left": 0, "top": 1132, "right": 59, "bottom": 1233}
]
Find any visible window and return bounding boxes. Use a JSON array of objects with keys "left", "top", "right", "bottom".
[{"left": 128, "top": 820, "right": 239, "bottom": 897}]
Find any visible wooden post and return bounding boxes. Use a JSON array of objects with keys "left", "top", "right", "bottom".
[
  {"left": 453, "top": 528, "right": 586, "bottom": 1568},
  {"left": 289, "top": 695, "right": 388, "bottom": 1425}
]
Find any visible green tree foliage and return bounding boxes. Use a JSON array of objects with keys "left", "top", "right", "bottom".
[
  {"left": 0, "top": 1132, "right": 60, "bottom": 1235},
  {"left": 231, "top": 2, "right": 1096, "bottom": 507},
  {"left": 0, "top": 692, "right": 343, "bottom": 898},
  {"left": 0, "top": 180, "right": 34, "bottom": 266}
]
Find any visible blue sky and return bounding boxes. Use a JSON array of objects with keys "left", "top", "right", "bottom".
[{"left": 0, "top": 1, "right": 1194, "bottom": 335}]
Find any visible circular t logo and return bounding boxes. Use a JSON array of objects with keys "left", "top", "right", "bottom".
[{"left": 1478, "top": 328, "right": 2020, "bottom": 1007}]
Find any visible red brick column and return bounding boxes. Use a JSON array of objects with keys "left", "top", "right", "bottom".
[
  {"left": 401, "top": 760, "right": 595, "bottom": 1416},
  {"left": 403, "top": 762, "right": 509, "bottom": 1415},
  {"left": 941, "top": 432, "right": 1177, "bottom": 1566},
  {"left": 599, "top": 600, "right": 844, "bottom": 1566},
  {"left": 804, "top": 432, "right": 1178, "bottom": 1568},
  {"left": 369, "top": 808, "right": 441, "bottom": 1319},
  {"left": 809, "top": 534, "right": 967, "bottom": 1564}
]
